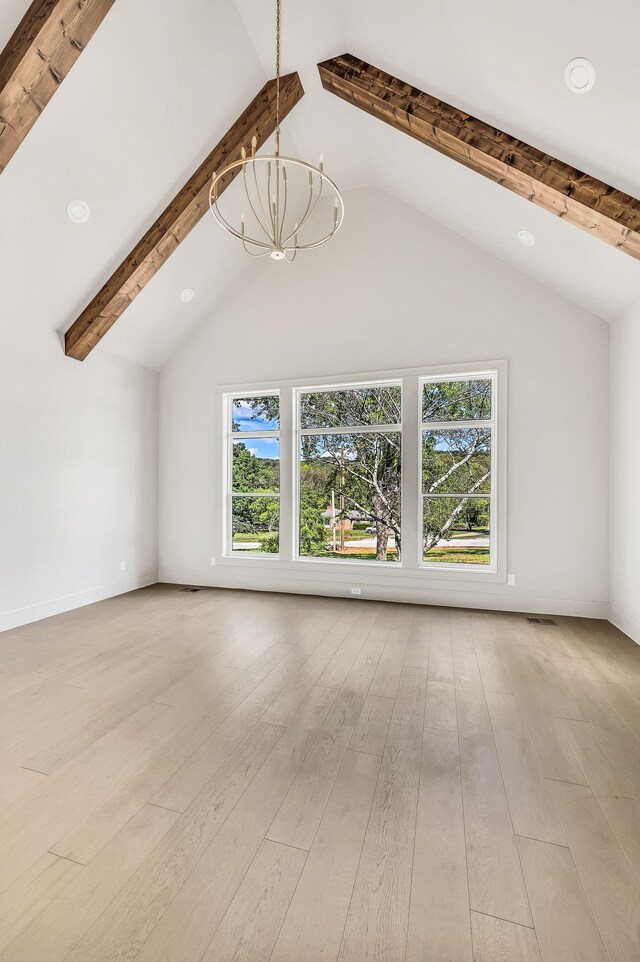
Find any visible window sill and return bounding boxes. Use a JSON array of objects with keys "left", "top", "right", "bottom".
[
  {"left": 219, "top": 553, "right": 506, "bottom": 586},
  {"left": 228, "top": 551, "right": 281, "bottom": 560}
]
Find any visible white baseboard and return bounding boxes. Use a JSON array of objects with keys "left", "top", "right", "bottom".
[
  {"left": 159, "top": 566, "right": 607, "bottom": 619},
  {"left": 0, "top": 571, "right": 159, "bottom": 634},
  {"left": 0, "top": 563, "right": 619, "bottom": 636},
  {"left": 608, "top": 604, "right": 640, "bottom": 646}
]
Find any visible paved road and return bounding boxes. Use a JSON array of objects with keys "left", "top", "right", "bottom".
[
  {"left": 233, "top": 534, "right": 488, "bottom": 552},
  {"left": 338, "top": 535, "right": 487, "bottom": 549}
]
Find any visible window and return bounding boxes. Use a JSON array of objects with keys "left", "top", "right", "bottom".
[
  {"left": 420, "top": 376, "right": 494, "bottom": 567},
  {"left": 226, "top": 394, "right": 280, "bottom": 555},
  {"left": 297, "top": 383, "right": 402, "bottom": 563},
  {"left": 221, "top": 364, "right": 503, "bottom": 580}
]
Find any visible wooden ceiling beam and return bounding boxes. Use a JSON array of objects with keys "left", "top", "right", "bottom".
[
  {"left": 0, "top": 0, "right": 116, "bottom": 173},
  {"left": 65, "top": 71, "right": 304, "bottom": 361},
  {"left": 318, "top": 53, "right": 640, "bottom": 260}
]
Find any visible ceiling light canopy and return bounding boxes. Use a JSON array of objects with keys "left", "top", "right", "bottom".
[
  {"left": 565, "top": 58, "right": 596, "bottom": 94},
  {"left": 517, "top": 230, "right": 535, "bottom": 247},
  {"left": 209, "top": 0, "right": 343, "bottom": 262},
  {"left": 180, "top": 288, "right": 195, "bottom": 302},
  {"left": 66, "top": 199, "right": 90, "bottom": 223}
]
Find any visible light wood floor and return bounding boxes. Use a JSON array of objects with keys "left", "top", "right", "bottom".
[{"left": 1, "top": 586, "right": 640, "bottom": 962}]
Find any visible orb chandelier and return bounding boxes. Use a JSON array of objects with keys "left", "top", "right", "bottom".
[{"left": 209, "top": 0, "right": 344, "bottom": 262}]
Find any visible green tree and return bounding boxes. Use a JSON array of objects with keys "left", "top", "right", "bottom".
[
  {"left": 422, "top": 378, "right": 491, "bottom": 421},
  {"left": 421, "top": 380, "right": 491, "bottom": 557},
  {"left": 298, "top": 471, "right": 328, "bottom": 554},
  {"left": 240, "top": 383, "right": 492, "bottom": 563},
  {"left": 232, "top": 441, "right": 278, "bottom": 494},
  {"left": 299, "top": 386, "right": 402, "bottom": 561},
  {"left": 459, "top": 499, "right": 488, "bottom": 531},
  {"left": 231, "top": 439, "right": 279, "bottom": 551}
]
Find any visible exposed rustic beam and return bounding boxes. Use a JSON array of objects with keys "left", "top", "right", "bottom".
[
  {"left": 318, "top": 53, "right": 640, "bottom": 260},
  {"left": 65, "top": 72, "right": 304, "bottom": 361},
  {"left": 0, "top": 0, "right": 116, "bottom": 173}
]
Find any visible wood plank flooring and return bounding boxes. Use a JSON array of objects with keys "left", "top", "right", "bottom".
[{"left": 1, "top": 585, "right": 640, "bottom": 961}]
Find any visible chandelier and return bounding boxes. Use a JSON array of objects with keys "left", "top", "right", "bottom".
[{"left": 209, "top": 0, "right": 344, "bottom": 262}]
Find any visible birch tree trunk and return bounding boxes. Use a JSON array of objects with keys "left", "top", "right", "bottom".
[{"left": 376, "top": 525, "right": 391, "bottom": 561}]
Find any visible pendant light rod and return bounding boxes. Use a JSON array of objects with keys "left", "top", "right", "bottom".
[{"left": 275, "top": 0, "right": 281, "bottom": 154}]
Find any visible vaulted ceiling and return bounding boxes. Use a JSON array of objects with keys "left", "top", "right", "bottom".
[{"left": 1, "top": 0, "right": 639, "bottom": 371}]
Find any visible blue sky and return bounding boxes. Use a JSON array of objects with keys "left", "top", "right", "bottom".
[
  {"left": 234, "top": 438, "right": 280, "bottom": 460},
  {"left": 232, "top": 399, "right": 279, "bottom": 433}
]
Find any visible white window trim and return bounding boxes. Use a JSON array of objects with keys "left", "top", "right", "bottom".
[
  {"left": 293, "top": 378, "right": 402, "bottom": 565},
  {"left": 419, "top": 370, "right": 498, "bottom": 576},
  {"left": 223, "top": 389, "right": 281, "bottom": 560},
  {"left": 218, "top": 360, "right": 508, "bottom": 586}
]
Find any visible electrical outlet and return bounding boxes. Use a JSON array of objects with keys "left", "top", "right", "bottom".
[
  {"left": 120, "top": 560, "right": 126, "bottom": 572},
  {"left": 351, "top": 587, "right": 362, "bottom": 596},
  {"left": 507, "top": 573, "right": 516, "bottom": 586},
  {"left": 210, "top": 556, "right": 216, "bottom": 566}
]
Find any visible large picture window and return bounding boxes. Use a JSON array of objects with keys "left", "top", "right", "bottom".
[
  {"left": 221, "top": 364, "right": 503, "bottom": 579},
  {"left": 296, "top": 383, "right": 402, "bottom": 563}
]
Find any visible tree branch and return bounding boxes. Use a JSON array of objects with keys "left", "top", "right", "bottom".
[
  {"left": 423, "top": 470, "right": 491, "bottom": 552},
  {"left": 427, "top": 433, "right": 481, "bottom": 493}
]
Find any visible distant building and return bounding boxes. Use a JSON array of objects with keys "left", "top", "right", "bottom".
[{"left": 321, "top": 506, "right": 354, "bottom": 530}]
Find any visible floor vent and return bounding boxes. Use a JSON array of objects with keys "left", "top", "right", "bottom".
[
  {"left": 526, "top": 616, "right": 558, "bottom": 626},
  {"left": 180, "top": 587, "right": 201, "bottom": 593}
]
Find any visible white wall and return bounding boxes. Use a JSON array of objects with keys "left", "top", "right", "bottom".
[
  {"left": 159, "top": 187, "right": 610, "bottom": 617},
  {"left": 0, "top": 330, "right": 158, "bottom": 632},
  {"left": 610, "top": 299, "right": 640, "bottom": 643}
]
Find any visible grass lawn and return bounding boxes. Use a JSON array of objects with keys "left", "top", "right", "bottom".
[
  {"left": 322, "top": 530, "right": 379, "bottom": 543},
  {"left": 449, "top": 526, "right": 489, "bottom": 541},
  {"left": 310, "top": 549, "right": 400, "bottom": 561},
  {"left": 233, "top": 532, "right": 275, "bottom": 543},
  {"left": 423, "top": 546, "right": 490, "bottom": 564},
  {"left": 233, "top": 530, "right": 489, "bottom": 565}
]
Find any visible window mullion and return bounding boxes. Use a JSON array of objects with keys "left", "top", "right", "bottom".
[
  {"left": 298, "top": 423, "right": 401, "bottom": 437},
  {"left": 400, "top": 375, "right": 418, "bottom": 570},
  {"left": 424, "top": 493, "right": 492, "bottom": 498},
  {"left": 420, "top": 419, "right": 493, "bottom": 431},
  {"left": 279, "top": 386, "right": 293, "bottom": 562},
  {"left": 223, "top": 393, "right": 231, "bottom": 557}
]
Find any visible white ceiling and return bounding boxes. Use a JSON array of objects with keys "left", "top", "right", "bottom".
[{"left": 1, "top": 0, "right": 639, "bottom": 371}]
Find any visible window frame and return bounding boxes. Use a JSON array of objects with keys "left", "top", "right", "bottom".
[
  {"left": 223, "top": 389, "right": 281, "bottom": 560},
  {"left": 218, "top": 360, "right": 507, "bottom": 585},
  {"left": 293, "top": 378, "right": 403, "bottom": 566},
  {"left": 418, "top": 371, "right": 497, "bottom": 574}
]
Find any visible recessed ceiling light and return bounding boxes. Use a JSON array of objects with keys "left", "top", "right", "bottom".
[
  {"left": 565, "top": 58, "right": 596, "bottom": 94},
  {"left": 180, "top": 288, "right": 195, "bottom": 303},
  {"left": 66, "top": 199, "right": 90, "bottom": 223},
  {"left": 517, "top": 229, "right": 535, "bottom": 247}
]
